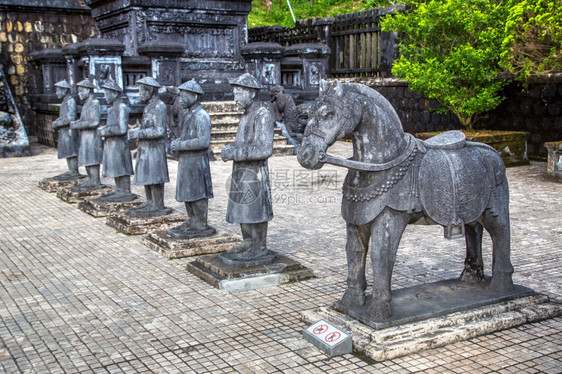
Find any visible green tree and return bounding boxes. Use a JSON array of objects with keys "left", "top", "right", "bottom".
[
  {"left": 501, "top": 0, "right": 562, "bottom": 81},
  {"left": 380, "top": 0, "right": 511, "bottom": 131},
  {"left": 249, "top": 0, "right": 390, "bottom": 27}
]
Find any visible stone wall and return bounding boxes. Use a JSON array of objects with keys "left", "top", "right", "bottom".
[
  {"left": 0, "top": 0, "right": 98, "bottom": 137},
  {"left": 337, "top": 77, "right": 562, "bottom": 160},
  {"left": 480, "top": 79, "right": 562, "bottom": 159}
]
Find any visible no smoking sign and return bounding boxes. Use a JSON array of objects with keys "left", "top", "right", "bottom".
[{"left": 303, "top": 319, "right": 352, "bottom": 356}]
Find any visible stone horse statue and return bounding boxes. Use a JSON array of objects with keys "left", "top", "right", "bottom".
[{"left": 297, "top": 80, "right": 514, "bottom": 320}]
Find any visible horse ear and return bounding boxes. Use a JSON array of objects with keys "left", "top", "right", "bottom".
[
  {"left": 333, "top": 80, "right": 344, "bottom": 98},
  {"left": 319, "top": 80, "right": 330, "bottom": 94}
]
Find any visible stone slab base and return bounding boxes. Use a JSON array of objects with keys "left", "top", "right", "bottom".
[
  {"left": 77, "top": 195, "right": 142, "bottom": 218},
  {"left": 186, "top": 253, "right": 314, "bottom": 292},
  {"left": 302, "top": 284, "right": 562, "bottom": 361},
  {"left": 106, "top": 209, "right": 186, "bottom": 235},
  {"left": 334, "top": 279, "right": 535, "bottom": 329},
  {"left": 56, "top": 185, "right": 112, "bottom": 203},
  {"left": 38, "top": 176, "right": 86, "bottom": 193},
  {"left": 141, "top": 230, "right": 241, "bottom": 259},
  {"left": 544, "top": 172, "right": 562, "bottom": 183}
]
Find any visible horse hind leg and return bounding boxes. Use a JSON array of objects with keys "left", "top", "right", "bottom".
[
  {"left": 460, "top": 221, "right": 485, "bottom": 284},
  {"left": 482, "top": 182, "right": 514, "bottom": 292},
  {"left": 341, "top": 223, "right": 371, "bottom": 307}
]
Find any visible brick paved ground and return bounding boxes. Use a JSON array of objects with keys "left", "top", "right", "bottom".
[{"left": 0, "top": 142, "right": 560, "bottom": 373}]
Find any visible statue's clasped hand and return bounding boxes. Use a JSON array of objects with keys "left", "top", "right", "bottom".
[{"left": 221, "top": 144, "right": 234, "bottom": 162}]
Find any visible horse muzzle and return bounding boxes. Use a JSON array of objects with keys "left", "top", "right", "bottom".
[{"left": 297, "top": 142, "right": 325, "bottom": 170}]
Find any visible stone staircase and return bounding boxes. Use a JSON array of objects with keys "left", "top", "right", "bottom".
[{"left": 202, "top": 101, "right": 295, "bottom": 158}]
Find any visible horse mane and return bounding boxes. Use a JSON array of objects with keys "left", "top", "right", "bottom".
[{"left": 341, "top": 82, "right": 404, "bottom": 133}]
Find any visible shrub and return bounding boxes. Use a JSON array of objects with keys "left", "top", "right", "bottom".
[
  {"left": 501, "top": 0, "right": 562, "bottom": 81},
  {"left": 380, "top": 0, "right": 511, "bottom": 131}
]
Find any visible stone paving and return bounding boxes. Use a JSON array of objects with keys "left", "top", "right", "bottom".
[{"left": 0, "top": 142, "right": 561, "bottom": 373}]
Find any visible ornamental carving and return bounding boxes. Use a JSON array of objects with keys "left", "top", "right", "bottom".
[{"left": 183, "top": 61, "right": 245, "bottom": 72}]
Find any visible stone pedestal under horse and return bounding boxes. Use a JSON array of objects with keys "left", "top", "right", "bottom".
[{"left": 297, "top": 80, "right": 514, "bottom": 321}]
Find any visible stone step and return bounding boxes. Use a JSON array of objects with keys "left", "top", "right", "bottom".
[
  {"left": 210, "top": 136, "right": 289, "bottom": 149},
  {"left": 209, "top": 112, "right": 242, "bottom": 125},
  {"left": 210, "top": 144, "right": 295, "bottom": 157},
  {"left": 211, "top": 128, "right": 282, "bottom": 139},
  {"left": 202, "top": 101, "right": 239, "bottom": 113},
  {"left": 202, "top": 100, "right": 294, "bottom": 158},
  {"left": 211, "top": 122, "right": 240, "bottom": 132}
]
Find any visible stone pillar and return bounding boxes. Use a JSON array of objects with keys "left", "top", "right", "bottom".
[
  {"left": 28, "top": 49, "right": 68, "bottom": 98},
  {"left": 74, "top": 38, "right": 126, "bottom": 97},
  {"left": 28, "top": 49, "right": 68, "bottom": 146},
  {"left": 61, "top": 44, "right": 83, "bottom": 96},
  {"left": 281, "top": 43, "right": 330, "bottom": 101},
  {"left": 138, "top": 41, "right": 184, "bottom": 87},
  {"left": 544, "top": 141, "right": 562, "bottom": 182},
  {"left": 241, "top": 42, "right": 284, "bottom": 100}
]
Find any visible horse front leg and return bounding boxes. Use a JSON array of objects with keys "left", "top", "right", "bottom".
[
  {"left": 341, "top": 223, "right": 371, "bottom": 307},
  {"left": 460, "top": 221, "right": 485, "bottom": 283},
  {"left": 368, "top": 208, "right": 409, "bottom": 320}
]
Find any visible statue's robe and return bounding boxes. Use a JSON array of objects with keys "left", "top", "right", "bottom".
[
  {"left": 226, "top": 102, "right": 274, "bottom": 224},
  {"left": 175, "top": 102, "right": 213, "bottom": 202}
]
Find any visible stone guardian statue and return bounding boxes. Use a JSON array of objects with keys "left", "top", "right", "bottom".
[
  {"left": 128, "top": 77, "right": 171, "bottom": 217},
  {"left": 51, "top": 80, "right": 80, "bottom": 180},
  {"left": 97, "top": 80, "right": 135, "bottom": 202},
  {"left": 167, "top": 79, "right": 215, "bottom": 239},
  {"left": 71, "top": 79, "right": 103, "bottom": 190},
  {"left": 220, "top": 73, "right": 275, "bottom": 264}
]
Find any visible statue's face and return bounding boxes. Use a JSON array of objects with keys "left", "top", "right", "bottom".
[
  {"left": 233, "top": 86, "right": 254, "bottom": 110},
  {"left": 104, "top": 88, "right": 119, "bottom": 104},
  {"left": 139, "top": 84, "right": 154, "bottom": 103},
  {"left": 78, "top": 87, "right": 90, "bottom": 101},
  {"left": 55, "top": 87, "right": 68, "bottom": 99},
  {"left": 179, "top": 91, "right": 197, "bottom": 109}
]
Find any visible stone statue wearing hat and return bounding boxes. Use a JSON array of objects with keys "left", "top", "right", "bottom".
[
  {"left": 70, "top": 79, "right": 103, "bottom": 190},
  {"left": 52, "top": 80, "right": 81, "bottom": 180},
  {"left": 128, "top": 77, "right": 171, "bottom": 217},
  {"left": 220, "top": 73, "right": 275, "bottom": 264},
  {"left": 167, "top": 79, "right": 215, "bottom": 239},
  {"left": 97, "top": 80, "right": 135, "bottom": 202}
]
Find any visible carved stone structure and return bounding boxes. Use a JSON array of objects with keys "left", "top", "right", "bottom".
[
  {"left": 50, "top": 80, "right": 81, "bottom": 180},
  {"left": 142, "top": 231, "right": 241, "bottom": 259},
  {"left": 186, "top": 253, "right": 314, "bottom": 293},
  {"left": 97, "top": 80, "right": 136, "bottom": 202},
  {"left": 298, "top": 80, "right": 516, "bottom": 323},
  {"left": 241, "top": 42, "right": 283, "bottom": 100},
  {"left": 128, "top": 76, "right": 172, "bottom": 217},
  {"left": 86, "top": 0, "right": 252, "bottom": 101},
  {"left": 71, "top": 79, "right": 104, "bottom": 191},
  {"left": 0, "top": 0, "right": 97, "bottom": 137},
  {"left": 219, "top": 73, "right": 275, "bottom": 266},
  {"left": 167, "top": 79, "right": 216, "bottom": 239},
  {"left": 0, "top": 65, "right": 30, "bottom": 157},
  {"left": 281, "top": 43, "right": 330, "bottom": 101},
  {"left": 269, "top": 85, "right": 304, "bottom": 145}
]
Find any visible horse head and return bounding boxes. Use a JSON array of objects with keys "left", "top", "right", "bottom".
[{"left": 297, "top": 80, "right": 359, "bottom": 170}]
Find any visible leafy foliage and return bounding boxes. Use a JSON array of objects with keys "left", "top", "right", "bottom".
[
  {"left": 249, "top": 0, "right": 393, "bottom": 27},
  {"left": 500, "top": 0, "right": 562, "bottom": 81},
  {"left": 380, "top": 0, "right": 511, "bottom": 130}
]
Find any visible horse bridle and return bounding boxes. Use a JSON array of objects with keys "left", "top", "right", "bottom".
[{"left": 318, "top": 133, "right": 418, "bottom": 172}]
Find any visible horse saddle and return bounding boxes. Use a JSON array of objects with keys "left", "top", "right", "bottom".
[{"left": 418, "top": 131, "right": 492, "bottom": 239}]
